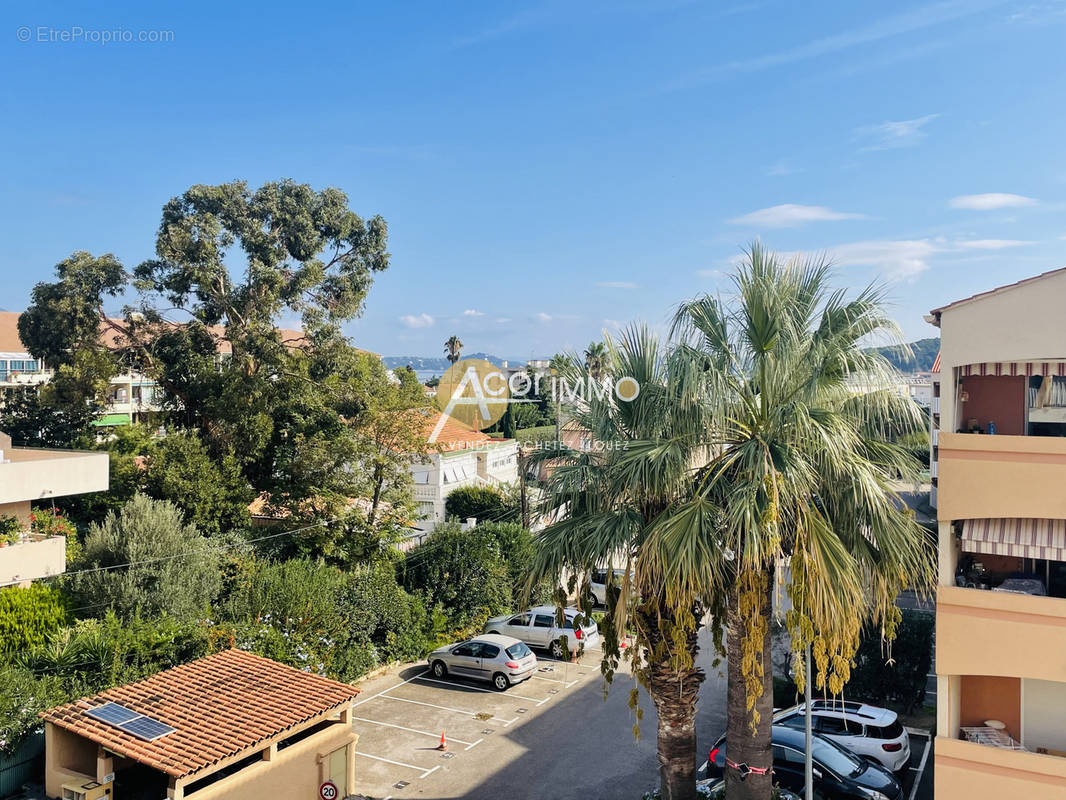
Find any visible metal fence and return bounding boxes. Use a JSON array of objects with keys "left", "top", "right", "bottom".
[{"left": 0, "top": 732, "right": 44, "bottom": 798}]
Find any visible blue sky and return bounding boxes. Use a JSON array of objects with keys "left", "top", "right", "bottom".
[{"left": 2, "top": 0, "right": 1065, "bottom": 360}]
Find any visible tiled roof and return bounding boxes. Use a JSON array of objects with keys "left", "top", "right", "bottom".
[
  {"left": 422, "top": 410, "right": 509, "bottom": 450},
  {"left": 40, "top": 649, "right": 358, "bottom": 779},
  {"left": 929, "top": 265, "right": 1066, "bottom": 317}
]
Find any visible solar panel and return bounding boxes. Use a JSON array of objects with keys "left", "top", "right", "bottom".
[
  {"left": 118, "top": 716, "right": 177, "bottom": 741},
  {"left": 86, "top": 702, "right": 140, "bottom": 726}
]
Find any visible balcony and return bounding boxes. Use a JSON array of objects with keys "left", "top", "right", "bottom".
[
  {"left": 0, "top": 447, "right": 109, "bottom": 506},
  {"left": 0, "top": 533, "right": 66, "bottom": 585},
  {"left": 936, "top": 432, "right": 1066, "bottom": 520},
  {"left": 938, "top": 585, "right": 1066, "bottom": 683},
  {"left": 935, "top": 736, "right": 1066, "bottom": 799}
]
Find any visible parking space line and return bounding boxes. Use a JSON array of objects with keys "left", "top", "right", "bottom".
[
  {"left": 421, "top": 765, "right": 441, "bottom": 780},
  {"left": 353, "top": 669, "right": 431, "bottom": 707},
  {"left": 908, "top": 735, "right": 931, "bottom": 800},
  {"left": 375, "top": 693, "right": 519, "bottom": 726},
  {"left": 351, "top": 715, "right": 474, "bottom": 746},
  {"left": 413, "top": 674, "right": 546, "bottom": 703},
  {"left": 355, "top": 751, "right": 430, "bottom": 775},
  {"left": 465, "top": 738, "right": 484, "bottom": 751}
]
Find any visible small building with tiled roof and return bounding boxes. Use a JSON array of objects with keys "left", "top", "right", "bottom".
[{"left": 40, "top": 649, "right": 359, "bottom": 800}]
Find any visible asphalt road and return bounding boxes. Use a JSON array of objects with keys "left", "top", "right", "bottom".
[{"left": 350, "top": 627, "right": 727, "bottom": 800}]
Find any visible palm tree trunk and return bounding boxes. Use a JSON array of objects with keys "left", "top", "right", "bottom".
[
  {"left": 724, "top": 573, "right": 774, "bottom": 800},
  {"left": 644, "top": 616, "right": 704, "bottom": 800}
]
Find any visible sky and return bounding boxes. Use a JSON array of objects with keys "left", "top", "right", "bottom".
[{"left": 2, "top": 0, "right": 1065, "bottom": 361}]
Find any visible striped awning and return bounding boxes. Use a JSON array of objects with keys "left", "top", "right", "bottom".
[
  {"left": 962, "top": 518, "right": 1066, "bottom": 561},
  {"left": 961, "top": 361, "right": 1066, "bottom": 377}
]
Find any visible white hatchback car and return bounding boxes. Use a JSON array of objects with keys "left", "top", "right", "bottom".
[
  {"left": 484, "top": 606, "right": 600, "bottom": 659},
  {"left": 774, "top": 699, "right": 911, "bottom": 772}
]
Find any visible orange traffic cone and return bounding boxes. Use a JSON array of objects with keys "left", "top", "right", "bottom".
[{"left": 437, "top": 731, "right": 448, "bottom": 751}]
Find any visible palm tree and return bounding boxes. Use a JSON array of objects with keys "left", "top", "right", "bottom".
[
  {"left": 527, "top": 328, "right": 720, "bottom": 800},
  {"left": 663, "top": 244, "right": 935, "bottom": 800},
  {"left": 584, "top": 340, "right": 608, "bottom": 380},
  {"left": 444, "top": 335, "right": 463, "bottom": 365}
]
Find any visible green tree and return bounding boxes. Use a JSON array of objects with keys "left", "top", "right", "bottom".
[
  {"left": 444, "top": 335, "right": 463, "bottom": 364},
  {"left": 403, "top": 523, "right": 511, "bottom": 630},
  {"left": 3, "top": 252, "right": 127, "bottom": 446},
  {"left": 527, "top": 327, "right": 718, "bottom": 800},
  {"left": 668, "top": 245, "right": 934, "bottom": 800},
  {"left": 0, "top": 585, "right": 72, "bottom": 654},
  {"left": 72, "top": 494, "right": 222, "bottom": 620}
]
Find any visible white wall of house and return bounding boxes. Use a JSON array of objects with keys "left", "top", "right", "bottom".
[{"left": 410, "top": 441, "right": 519, "bottom": 530}]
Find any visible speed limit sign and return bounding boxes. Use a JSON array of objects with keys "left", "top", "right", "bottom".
[{"left": 319, "top": 780, "right": 338, "bottom": 800}]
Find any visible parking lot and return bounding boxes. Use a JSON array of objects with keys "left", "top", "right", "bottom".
[{"left": 349, "top": 647, "right": 604, "bottom": 799}]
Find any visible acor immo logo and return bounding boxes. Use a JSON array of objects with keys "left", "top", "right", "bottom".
[{"left": 429, "top": 358, "right": 640, "bottom": 443}]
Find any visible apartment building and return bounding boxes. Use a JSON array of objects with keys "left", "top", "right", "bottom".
[
  {"left": 0, "top": 311, "right": 162, "bottom": 426},
  {"left": 41, "top": 649, "right": 358, "bottom": 800},
  {"left": 0, "top": 431, "right": 109, "bottom": 586},
  {"left": 929, "top": 267, "right": 1066, "bottom": 798},
  {"left": 410, "top": 411, "right": 519, "bottom": 529}
]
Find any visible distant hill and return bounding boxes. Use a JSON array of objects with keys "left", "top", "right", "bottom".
[
  {"left": 868, "top": 337, "right": 939, "bottom": 373},
  {"left": 383, "top": 353, "right": 526, "bottom": 372}
]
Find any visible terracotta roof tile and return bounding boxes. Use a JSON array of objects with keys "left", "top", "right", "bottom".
[
  {"left": 422, "top": 410, "right": 512, "bottom": 450},
  {"left": 40, "top": 649, "right": 358, "bottom": 779}
]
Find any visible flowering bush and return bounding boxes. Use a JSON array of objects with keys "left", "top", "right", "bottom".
[
  {"left": 0, "top": 515, "right": 21, "bottom": 545},
  {"left": 30, "top": 507, "right": 77, "bottom": 538}
]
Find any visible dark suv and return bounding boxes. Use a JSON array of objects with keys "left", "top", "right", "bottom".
[{"left": 706, "top": 724, "right": 904, "bottom": 800}]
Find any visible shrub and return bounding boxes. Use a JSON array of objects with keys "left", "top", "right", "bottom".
[
  {"left": 0, "top": 585, "right": 72, "bottom": 654},
  {"left": 846, "top": 609, "right": 934, "bottom": 713},
  {"left": 402, "top": 523, "right": 511, "bottom": 630},
  {"left": 476, "top": 522, "right": 551, "bottom": 607},
  {"left": 0, "top": 666, "right": 69, "bottom": 755},
  {"left": 30, "top": 507, "right": 77, "bottom": 538},
  {"left": 0, "top": 515, "right": 20, "bottom": 545},
  {"left": 444, "top": 485, "right": 508, "bottom": 523},
  {"left": 71, "top": 494, "right": 221, "bottom": 620}
]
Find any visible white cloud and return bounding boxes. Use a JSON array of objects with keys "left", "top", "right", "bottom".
[
  {"left": 534, "top": 312, "right": 553, "bottom": 322},
  {"left": 601, "top": 318, "right": 624, "bottom": 330},
  {"left": 595, "top": 281, "right": 640, "bottom": 289},
  {"left": 950, "top": 193, "right": 1039, "bottom": 210},
  {"left": 462, "top": 309, "right": 484, "bottom": 316},
  {"left": 398, "top": 313, "right": 434, "bottom": 328},
  {"left": 855, "top": 113, "right": 939, "bottom": 150},
  {"left": 671, "top": 0, "right": 995, "bottom": 87},
  {"left": 696, "top": 268, "right": 725, "bottom": 278},
  {"left": 763, "top": 159, "right": 799, "bottom": 176},
  {"left": 830, "top": 239, "right": 942, "bottom": 281},
  {"left": 955, "top": 238, "right": 1035, "bottom": 250},
  {"left": 495, "top": 317, "right": 512, "bottom": 324},
  {"left": 729, "top": 203, "right": 866, "bottom": 228}
]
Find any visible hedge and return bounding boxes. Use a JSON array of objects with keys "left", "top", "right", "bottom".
[{"left": 0, "top": 585, "right": 72, "bottom": 654}]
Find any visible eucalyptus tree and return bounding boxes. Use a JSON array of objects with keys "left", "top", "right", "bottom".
[
  {"left": 527, "top": 327, "right": 721, "bottom": 800},
  {"left": 664, "top": 245, "right": 935, "bottom": 800}
]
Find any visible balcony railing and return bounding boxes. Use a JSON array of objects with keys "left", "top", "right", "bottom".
[
  {"left": 0, "top": 533, "right": 66, "bottom": 585},
  {"left": 936, "top": 432, "right": 1066, "bottom": 520},
  {"left": 938, "top": 585, "right": 1066, "bottom": 683},
  {"left": 936, "top": 736, "right": 1066, "bottom": 798}
]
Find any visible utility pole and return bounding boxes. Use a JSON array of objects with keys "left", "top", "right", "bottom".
[{"left": 805, "top": 642, "right": 814, "bottom": 800}]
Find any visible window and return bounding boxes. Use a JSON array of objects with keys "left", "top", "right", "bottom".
[
  {"left": 779, "top": 713, "right": 806, "bottom": 730},
  {"left": 506, "top": 642, "right": 532, "bottom": 659},
  {"left": 815, "top": 715, "right": 853, "bottom": 735},
  {"left": 477, "top": 643, "right": 500, "bottom": 659},
  {"left": 866, "top": 720, "right": 903, "bottom": 739},
  {"left": 508, "top": 614, "right": 531, "bottom": 626},
  {"left": 773, "top": 744, "right": 805, "bottom": 765},
  {"left": 452, "top": 643, "right": 478, "bottom": 657},
  {"left": 533, "top": 614, "right": 554, "bottom": 628}
]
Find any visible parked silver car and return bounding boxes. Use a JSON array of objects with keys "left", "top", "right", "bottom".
[
  {"left": 484, "top": 606, "right": 600, "bottom": 659},
  {"left": 427, "top": 634, "right": 537, "bottom": 690}
]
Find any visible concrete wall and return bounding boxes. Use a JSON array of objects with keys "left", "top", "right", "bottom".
[
  {"left": 935, "top": 736, "right": 1066, "bottom": 798},
  {"left": 0, "top": 534, "right": 65, "bottom": 585},
  {"left": 0, "top": 448, "right": 109, "bottom": 505},
  {"left": 44, "top": 724, "right": 98, "bottom": 799},
  {"left": 958, "top": 375, "right": 1026, "bottom": 435},
  {"left": 936, "top": 432, "right": 1066, "bottom": 521},
  {"left": 960, "top": 675, "right": 1021, "bottom": 740},
  {"left": 182, "top": 723, "right": 356, "bottom": 800},
  {"left": 1023, "top": 678, "right": 1066, "bottom": 753},
  {"left": 938, "top": 586, "right": 1066, "bottom": 683}
]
